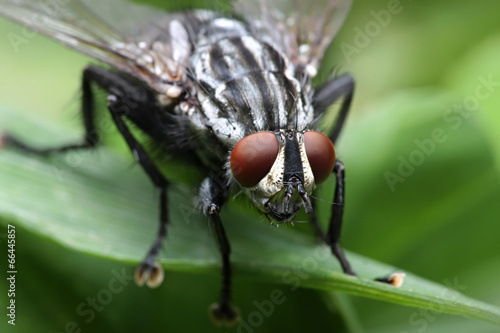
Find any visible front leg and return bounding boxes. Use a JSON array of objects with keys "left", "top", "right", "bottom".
[
  {"left": 325, "top": 159, "right": 356, "bottom": 275},
  {"left": 312, "top": 160, "right": 405, "bottom": 286},
  {"left": 312, "top": 74, "right": 404, "bottom": 286},
  {"left": 310, "top": 160, "right": 355, "bottom": 275},
  {"left": 199, "top": 174, "right": 239, "bottom": 324}
]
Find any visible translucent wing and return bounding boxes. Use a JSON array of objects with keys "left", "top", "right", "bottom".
[
  {"left": 234, "top": 0, "right": 351, "bottom": 77},
  {"left": 0, "top": 0, "right": 216, "bottom": 96},
  {"left": 0, "top": 0, "right": 350, "bottom": 93}
]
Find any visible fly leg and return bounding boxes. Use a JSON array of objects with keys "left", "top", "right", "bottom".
[
  {"left": 325, "top": 159, "right": 355, "bottom": 275},
  {"left": 312, "top": 74, "right": 404, "bottom": 286},
  {"left": 311, "top": 74, "right": 356, "bottom": 274},
  {"left": 312, "top": 156, "right": 407, "bottom": 285},
  {"left": 309, "top": 160, "right": 355, "bottom": 275},
  {"left": 85, "top": 66, "right": 170, "bottom": 287},
  {"left": 3, "top": 65, "right": 171, "bottom": 287},
  {"left": 201, "top": 174, "right": 238, "bottom": 324},
  {"left": 106, "top": 94, "right": 169, "bottom": 287},
  {"left": 1, "top": 65, "right": 106, "bottom": 154},
  {"left": 313, "top": 73, "right": 354, "bottom": 144}
]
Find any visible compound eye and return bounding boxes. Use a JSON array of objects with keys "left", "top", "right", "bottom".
[
  {"left": 230, "top": 132, "right": 279, "bottom": 187},
  {"left": 304, "top": 131, "right": 335, "bottom": 185}
]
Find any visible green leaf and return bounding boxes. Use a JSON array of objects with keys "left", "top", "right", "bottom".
[
  {"left": 1, "top": 106, "right": 499, "bottom": 327},
  {"left": 443, "top": 32, "right": 500, "bottom": 173}
]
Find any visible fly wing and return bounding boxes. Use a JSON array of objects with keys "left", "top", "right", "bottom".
[
  {"left": 234, "top": 0, "right": 351, "bottom": 77},
  {"left": 0, "top": 0, "right": 215, "bottom": 96}
]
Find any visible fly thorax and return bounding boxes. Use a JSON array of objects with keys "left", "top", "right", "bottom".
[{"left": 189, "top": 18, "right": 315, "bottom": 145}]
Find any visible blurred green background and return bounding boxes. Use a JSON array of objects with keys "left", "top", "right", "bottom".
[{"left": 1, "top": 0, "right": 500, "bottom": 332}]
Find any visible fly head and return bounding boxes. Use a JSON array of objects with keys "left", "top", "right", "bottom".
[{"left": 230, "top": 130, "right": 336, "bottom": 221}]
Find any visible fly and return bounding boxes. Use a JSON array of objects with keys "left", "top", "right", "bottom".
[{"left": 0, "top": 0, "right": 403, "bottom": 323}]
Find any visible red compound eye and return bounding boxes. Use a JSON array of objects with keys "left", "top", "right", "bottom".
[
  {"left": 230, "top": 132, "right": 279, "bottom": 187},
  {"left": 304, "top": 131, "right": 335, "bottom": 185}
]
